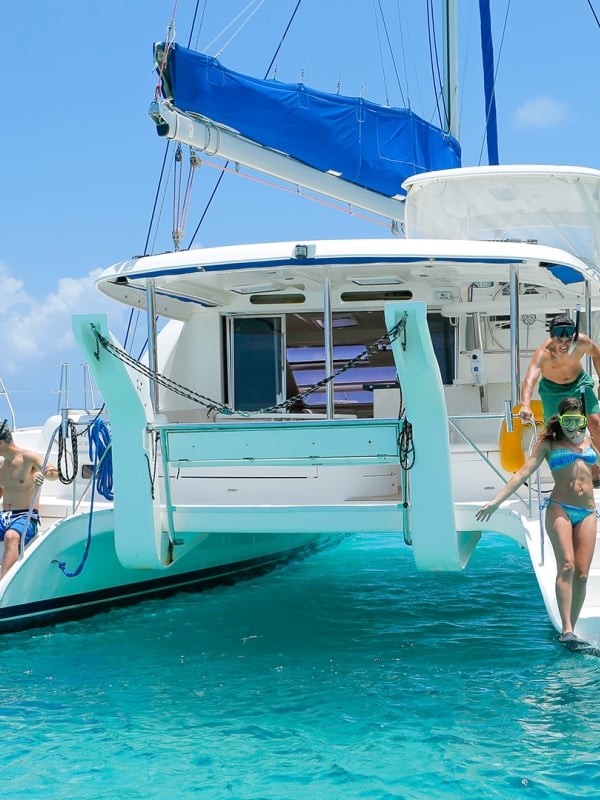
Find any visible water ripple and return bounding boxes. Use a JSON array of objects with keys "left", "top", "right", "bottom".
[{"left": 3, "top": 533, "right": 600, "bottom": 798}]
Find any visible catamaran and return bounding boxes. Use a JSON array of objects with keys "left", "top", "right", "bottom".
[{"left": 3, "top": 1, "right": 600, "bottom": 640}]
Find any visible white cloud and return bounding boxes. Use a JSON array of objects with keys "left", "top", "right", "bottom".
[
  {"left": 0, "top": 270, "right": 28, "bottom": 307},
  {"left": 514, "top": 96, "right": 570, "bottom": 129},
  {"left": 0, "top": 263, "right": 129, "bottom": 373}
]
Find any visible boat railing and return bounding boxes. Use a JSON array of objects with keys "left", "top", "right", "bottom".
[
  {"left": 56, "top": 362, "right": 99, "bottom": 416},
  {"left": 0, "top": 376, "right": 17, "bottom": 430},
  {"left": 448, "top": 412, "right": 539, "bottom": 517},
  {"left": 21, "top": 410, "right": 112, "bottom": 536}
]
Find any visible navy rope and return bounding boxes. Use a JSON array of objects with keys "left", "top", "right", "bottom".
[
  {"left": 88, "top": 419, "right": 114, "bottom": 501},
  {"left": 55, "top": 419, "right": 113, "bottom": 578}
]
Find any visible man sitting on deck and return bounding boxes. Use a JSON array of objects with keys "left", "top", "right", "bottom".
[
  {"left": 0, "top": 420, "right": 58, "bottom": 577},
  {"left": 519, "top": 314, "right": 600, "bottom": 486}
]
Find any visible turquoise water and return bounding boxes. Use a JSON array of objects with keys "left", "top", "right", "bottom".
[{"left": 3, "top": 533, "right": 600, "bottom": 799}]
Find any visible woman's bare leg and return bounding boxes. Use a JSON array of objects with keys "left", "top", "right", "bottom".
[
  {"left": 570, "top": 513, "right": 597, "bottom": 629},
  {"left": 545, "top": 508, "right": 576, "bottom": 634}
]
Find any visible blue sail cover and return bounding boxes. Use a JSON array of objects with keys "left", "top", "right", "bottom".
[{"left": 161, "top": 43, "right": 461, "bottom": 197}]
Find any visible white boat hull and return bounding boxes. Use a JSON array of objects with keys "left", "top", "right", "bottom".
[{"left": 0, "top": 509, "right": 336, "bottom": 632}]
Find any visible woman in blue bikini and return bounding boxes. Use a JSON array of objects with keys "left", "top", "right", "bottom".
[{"left": 477, "top": 397, "right": 599, "bottom": 644}]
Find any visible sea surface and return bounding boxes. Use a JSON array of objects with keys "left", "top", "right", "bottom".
[{"left": 3, "top": 533, "right": 600, "bottom": 799}]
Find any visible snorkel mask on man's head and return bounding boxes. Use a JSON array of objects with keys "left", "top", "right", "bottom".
[{"left": 548, "top": 314, "right": 576, "bottom": 340}]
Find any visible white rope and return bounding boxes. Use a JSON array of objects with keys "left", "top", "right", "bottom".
[{"left": 203, "top": 0, "right": 266, "bottom": 57}]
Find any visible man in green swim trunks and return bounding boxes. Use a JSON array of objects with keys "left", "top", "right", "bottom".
[{"left": 519, "top": 313, "right": 600, "bottom": 486}]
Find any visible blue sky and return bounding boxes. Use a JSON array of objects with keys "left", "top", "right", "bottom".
[{"left": 2, "top": 0, "right": 600, "bottom": 426}]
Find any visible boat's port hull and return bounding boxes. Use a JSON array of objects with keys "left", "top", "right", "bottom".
[{"left": 0, "top": 514, "right": 339, "bottom": 633}]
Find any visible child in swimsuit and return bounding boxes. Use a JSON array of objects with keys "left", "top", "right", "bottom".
[{"left": 476, "top": 396, "right": 599, "bottom": 645}]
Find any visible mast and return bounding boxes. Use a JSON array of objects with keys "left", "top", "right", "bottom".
[{"left": 442, "top": 0, "right": 459, "bottom": 140}]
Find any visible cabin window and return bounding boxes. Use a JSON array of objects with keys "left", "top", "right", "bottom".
[
  {"left": 227, "top": 317, "right": 285, "bottom": 411},
  {"left": 285, "top": 310, "right": 455, "bottom": 418},
  {"left": 428, "top": 313, "right": 455, "bottom": 385},
  {"left": 340, "top": 290, "right": 413, "bottom": 302},
  {"left": 225, "top": 310, "right": 455, "bottom": 418},
  {"left": 250, "top": 293, "right": 305, "bottom": 305}
]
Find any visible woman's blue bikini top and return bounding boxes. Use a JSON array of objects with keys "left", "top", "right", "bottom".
[{"left": 548, "top": 446, "right": 596, "bottom": 471}]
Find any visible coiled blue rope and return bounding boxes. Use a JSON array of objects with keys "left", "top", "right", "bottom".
[
  {"left": 88, "top": 419, "right": 113, "bottom": 501},
  {"left": 55, "top": 419, "right": 113, "bottom": 578}
]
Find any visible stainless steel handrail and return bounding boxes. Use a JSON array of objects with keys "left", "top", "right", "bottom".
[
  {"left": 447, "top": 412, "right": 544, "bottom": 517},
  {"left": 0, "top": 376, "right": 16, "bottom": 430}
]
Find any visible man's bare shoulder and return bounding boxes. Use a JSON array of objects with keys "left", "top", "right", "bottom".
[
  {"left": 576, "top": 333, "right": 600, "bottom": 353},
  {"left": 532, "top": 338, "right": 554, "bottom": 363},
  {"left": 18, "top": 448, "right": 44, "bottom": 466}
]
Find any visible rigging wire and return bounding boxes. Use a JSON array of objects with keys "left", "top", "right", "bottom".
[
  {"left": 374, "top": 0, "right": 407, "bottom": 107},
  {"left": 393, "top": 0, "right": 411, "bottom": 110},
  {"left": 187, "top": 0, "right": 305, "bottom": 249},
  {"left": 188, "top": 0, "right": 208, "bottom": 49},
  {"left": 185, "top": 157, "right": 395, "bottom": 227},
  {"left": 372, "top": 0, "right": 391, "bottom": 106},
  {"left": 122, "top": 311, "right": 137, "bottom": 359},
  {"left": 215, "top": 2, "right": 266, "bottom": 59},
  {"left": 263, "top": 0, "right": 304, "bottom": 77},
  {"left": 143, "top": 0, "right": 182, "bottom": 259},
  {"left": 587, "top": 0, "right": 600, "bottom": 28},
  {"left": 334, "top": 4, "right": 350, "bottom": 95},
  {"left": 426, "top": 0, "right": 445, "bottom": 132},
  {"left": 143, "top": 142, "right": 172, "bottom": 258},
  {"left": 201, "top": 0, "right": 265, "bottom": 56}
]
